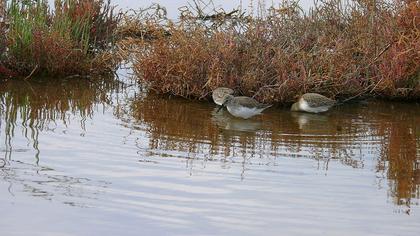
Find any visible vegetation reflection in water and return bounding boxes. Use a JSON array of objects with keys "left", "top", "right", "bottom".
[
  {"left": 0, "top": 78, "right": 123, "bottom": 203},
  {"left": 0, "top": 78, "right": 123, "bottom": 151},
  {"left": 0, "top": 79, "right": 419, "bottom": 209},
  {"left": 130, "top": 94, "right": 420, "bottom": 207}
]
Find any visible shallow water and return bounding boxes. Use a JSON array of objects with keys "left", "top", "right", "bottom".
[{"left": 0, "top": 78, "right": 419, "bottom": 236}]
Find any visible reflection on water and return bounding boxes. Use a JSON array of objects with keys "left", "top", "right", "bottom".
[
  {"left": 0, "top": 160, "right": 109, "bottom": 207},
  {"left": 129, "top": 95, "right": 420, "bottom": 205},
  {"left": 0, "top": 79, "right": 419, "bottom": 235},
  {"left": 291, "top": 112, "right": 332, "bottom": 131},
  {"left": 0, "top": 78, "right": 122, "bottom": 147},
  {"left": 375, "top": 105, "right": 420, "bottom": 206},
  {"left": 0, "top": 78, "right": 122, "bottom": 203},
  {"left": 211, "top": 108, "right": 263, "bottom": 132}
]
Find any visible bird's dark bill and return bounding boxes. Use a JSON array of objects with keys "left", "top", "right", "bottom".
[{"left": 217, "top": 105, "right": 224, "bottom": 113}]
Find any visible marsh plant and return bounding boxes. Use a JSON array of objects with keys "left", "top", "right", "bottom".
[
  {"left": 2, "top": 0, "right": 120, "bottom": 78},
  {"left": 1, "top": 0, "right": 7, "bottom": 73},
  {"left": 122, "top": 0, "right": 419, "bottom": 103}
]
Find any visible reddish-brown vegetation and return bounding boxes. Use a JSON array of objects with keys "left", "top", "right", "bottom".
[
  {"left": 123, "top": 0, "right": 419, "bottom": 103},
  {"left": 1, "top": 0, "right": 120, "bottom": 79}
]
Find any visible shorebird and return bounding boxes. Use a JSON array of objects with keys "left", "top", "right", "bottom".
[
  {"left": 217, "top": 95, "right": 271, "bottom": 119},
  {"left": 212, "top": 87, "right": 234, "bottom": 106},
  {"left": 291, "top": 93, "right": 336, "bottom": 113}
]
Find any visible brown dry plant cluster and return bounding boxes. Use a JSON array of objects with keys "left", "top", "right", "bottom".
[{"left": 121, "top": 0, "right": 420, "bottom": 103}]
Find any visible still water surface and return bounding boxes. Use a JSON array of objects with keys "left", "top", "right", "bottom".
[{"left": 0, "top": 77, "right": 419, "bottom": 236}]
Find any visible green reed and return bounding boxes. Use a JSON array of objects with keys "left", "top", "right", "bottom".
[
  {"left": 7, "top": 0, "right": 49, "bottom": 59},
  {"left": 3, "top": 0, "right": 120, "bottom": 78}
]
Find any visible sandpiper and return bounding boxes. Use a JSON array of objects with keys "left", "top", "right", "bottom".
[
  {"left": 291, "top": 93, "right": 336, "bottom": 113},
  {"left": 218, "top": 95, "right": 272, "bottom": 119},
  {"left": 212, "top": 87, "right": 234, "bottom": 106}
]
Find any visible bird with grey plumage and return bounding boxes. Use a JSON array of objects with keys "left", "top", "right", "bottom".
[
  {"left": 212, "top": 87, "right": 234, "bottom": 106},
  {"left": 291, "top": 93, "right": 336, "bottom": 113},
  {"left": 217, "top": 94, "right": 272, "bottom": 119}
]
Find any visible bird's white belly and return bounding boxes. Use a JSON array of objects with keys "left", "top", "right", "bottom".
[
  {"left": 300, "top": 100, "right": 329, "bottom": 113},
  {"left": 227, "top": 106, "right": 262, "bottom": 119}
]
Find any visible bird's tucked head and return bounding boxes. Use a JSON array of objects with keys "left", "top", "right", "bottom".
[
  {"left": 217, "top": 95, "right": 234, "bottom": 113},
  {"left": 291, "top": 102, "right": 300, "bottom": 111},
  {"left": 221, "top": 94, "right": 234, "bottom": 105}
]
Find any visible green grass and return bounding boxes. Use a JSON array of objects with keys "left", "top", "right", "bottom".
[{"left": 2, "top": 0, "right": 120, "bottom": 78}]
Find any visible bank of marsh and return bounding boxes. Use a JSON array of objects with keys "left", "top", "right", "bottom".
[{"left": 121, "top": 0, "right": 419, "bottom": 104}]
